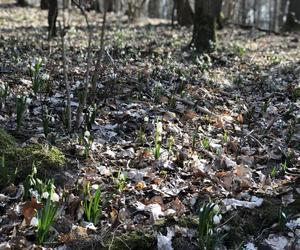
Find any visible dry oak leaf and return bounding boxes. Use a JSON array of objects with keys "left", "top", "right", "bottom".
[
  {"left": 135, "top": 181, "right": 146, "bottom": 191},
  {"left": 236, "top": 114, "right": 244, "bottom": 124},
  {"left": 22, "top": 197, "right": 43, "bottom": 226},
  {"left": 182, "top": 110, "right": 198, "bottom": 121},
  {"left": 167, "top": 197, "right": 186, "bottom": 216}
]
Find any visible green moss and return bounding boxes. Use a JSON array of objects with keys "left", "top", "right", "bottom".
[
  {"left": 0, "top": 128, "right": 66, "bottom": 187},
  {"left": 17, "top": 144, "right": 66, "bottom": 178},
  {"left": 0, "top": 128, "right": 16, "bottom": 154},
  {"left": 104, "top": 230, "right": 156, "bottom": 250}
]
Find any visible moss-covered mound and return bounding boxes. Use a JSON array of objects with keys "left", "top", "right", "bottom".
[
  {"left": 0, "top": 128, "right": 66, "bottom": 188},
  {"left": 103, "top": 231, "right": 156, "bottom": 250},
  {"left": 0, "top": 128, "right": 16, "bottom": 154}
]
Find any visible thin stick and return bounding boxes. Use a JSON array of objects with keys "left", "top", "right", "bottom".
[
  {"left": 73, "top": 0, "right": 92, "bottom": 129},
  {"left": 90, "top": 0, "right": 108, "bottom": 104},
  {"left": 59, "top": 8, "right": 72, "bottom": 132}
]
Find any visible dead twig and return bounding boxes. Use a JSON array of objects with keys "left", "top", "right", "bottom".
[{"left": 59, "top": 9, "right": 72, "bottom": 132}]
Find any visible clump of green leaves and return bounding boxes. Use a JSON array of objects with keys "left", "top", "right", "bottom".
[
  {"left": 153, "top": 82, "right": 163, "bottom": 102},
  {"left": 198, "top": 202, "right": 225, "bottom": 250},
  {"left": 278, "top": 208, "right": 287, "bottom": 231},
  {"left": 0, "top": 83, "right": 10, "bottom": 109},
  {"left": 232, "top": 42, "right": 246, "bottom": 57},
  {"left": 201, "top": 137, "right": 210, "bottom": 150},
  {"left": 137, "top": 127, "right": 146, "bottom": 144},
  {"left": 31, "top": 58, "right": 48, "bottom": 95},
  {"left": 167, "top": 135, "right": 174, "bottom": 156},
  {"left": 83, "top": 182, "right": 102, "bottom": 225},
  {"left": 233, "top": 74, "right": 243, "bottom": 85},
  {"left": 113, "top": 169, "right": 127, "bottom": 193},
  {"left": 24, "top": 165, "right": 59, "bottom": 245},
  {"left": 195, "top": 54, "right": 212, "bottom": 72},
  {"left": 85, "top": 104, "right": 97, "bottom": 131},
  {"left": 36, "top": 196, "right": 58, "bottom": 244},
  {"left": 280, "top": 160, "right": 288, "bottom": 173},
  {"left": 223, "top": 130, "right": 229, "bottom": 144},
  {"left": 270, "top": 166, "right": 278, "bottom": 178},
  {"left": 83, "top": 131, "right": 93, "bottom": 159},
  {"left": 16, "top": 95, "right": 28, "bottom": 130},
  {"left": 192, "top": 129, "right": 199, "bottom": 149}
]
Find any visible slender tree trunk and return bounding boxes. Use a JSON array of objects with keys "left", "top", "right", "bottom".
[
  {"left": 90, "top": 0, "right": 108, "bottom": 104},
  {"left": 174, "top": 0, "right": 194, "bottom": 26},
  {"left": 192, "top": 0, "right": 217, "bottom": 52},
  {"left": 285, "top": 0, "right": 300, "bottom": 30},
  {"left": 48, "top": 0, "right": 58, "bottom": 39},
  {"left": 41, "top": 0, "right": 48, "bottom": 9},
  {"left": 17, "top": 0, "right": 28, "bottom": 7},
  {"left": 215, "top": 0, "right": 223, "bottom": 29},
  {"left": 60, "top": 11, "right": 72, "bottom": 132}
]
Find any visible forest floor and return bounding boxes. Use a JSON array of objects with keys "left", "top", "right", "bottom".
[{"left": 0, "top": 1, "right": 300, "bottom": 250}]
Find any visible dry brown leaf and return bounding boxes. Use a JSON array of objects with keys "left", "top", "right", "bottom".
[
  {"left": 67, "top": 194, "right": 81, "bottom": 219},
  {"left": 110, "top": 207, "right": 118, "bottom": 224},
  {"left": 144, "top": 196, "right": 164, "bottom": 207},
  {"left": 152, "top": 177, "right": 163, "bottom": 185},
  {"left": 213, "top": 117, "right": 225, "bottom": 129},
  {"left": 22, "top": 197, "right": 43, "bottom": 226},
  {"left": 160, "top": 96, "right": 169, "bottom": 103},
  {"left": 167, "top": 197, "right": 186, "bottom": 216},
  {"left": 182, "top": 110, "right": 198, "bottom": 121},
  {"left": 135, "top": 181, "right": 146, "bottom": 190},
  {"left": 236, "top": 114, "right": 244, "bottom": 124}
]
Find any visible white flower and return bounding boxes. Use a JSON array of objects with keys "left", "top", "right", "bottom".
[
  {"left": 41, "top": 192, "right": 49, "bottom": 199},
  {"left": 155, "top": 82, "right": 162, "bottom": 88},
  {"left": 26, "top": 97, "right": 31, "bottom": 104},
  {"left": 213, "top": 214, "right": 222, "bottom": 225},
  {"left": 84, "top": 130, "right": 90, "bottom": 138},
  {"left": 157, "top": 135, "right": 162, "bottom": 142},
  {"left": 41, "top": 73, "right": 50, "bottom": 81},
  {"left": 30, "top": 217, "right": 38, "bottom": 226},
  {"left": 144, "top": 116, "right": 149, "bottom": 123},
  {"left": 213, "top": 204, "right": 220, "bottom": 213},
  {"left": 156, "top": 121, "right": 163, "bottom": 134},
  {"left": 91, "top": 184, "right": 99, "bottom": 190},
  {"left": 51, "top": 192, "right": 60, "bottom": 202}
]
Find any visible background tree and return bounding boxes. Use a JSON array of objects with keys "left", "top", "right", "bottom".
[
  {"left": 192, "top": 0, "right": 218, "bottom": 52},
  {"left": 48, "top": 0, "right": 58, "bottom": 39},
  {"left": 40, "top": 0, "right": 48, "bottom": 10},
  {"left": 16, "top": 0, "right": 28, "bottom": 6},
  {"left": 215, "top": 0, "right": 224, "bottom": 29},
  {"left": 173, "top": 0, "right": 194, "bottom": 26},
  {"left": 285, "top": 0, "right": 300, "bottom": 30}
]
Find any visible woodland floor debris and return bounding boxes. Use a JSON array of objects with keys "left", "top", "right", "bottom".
[{"left": 0, "top": 0, "right": 300, "bottom": 249}]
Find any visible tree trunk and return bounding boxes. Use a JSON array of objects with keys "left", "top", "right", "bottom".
[
  {"left": 174, "top": 0, "right": 194, "bottom": 26},
  {"left": 285, "top": 0, "right": 300, "bottom": 30},
  {"left": 48, "top": 0, "right": 58, "bottom": 39},
  {"left": 40, "top": 0, "right": 48, "bottom": 9},
  {"left": 215, "top": 0, "right": 223, "bottom": 29},
  {"left": 192, "top": 0, "right": 217, "bottom": 52},
  {"left": 17, "top": 0, "right": 28, "bottom": 6}
]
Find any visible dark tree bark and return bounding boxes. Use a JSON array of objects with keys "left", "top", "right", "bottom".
[
  {"left": 215, "top": 0, "right": 224, "bottom": 29},
  {"left": 285, "top": 0, "right": 300, "bottom": 30},
  {"left": 192, "top": 0, "right": 218, "bottom": 52},
  {"left": 48, "top": 0, "right": 58, "bottom": 39},
  {"left": 174, "top": 0, "right": 194, "bottom": 26},
  {"left": 40, "top": 0, "right": 49, "bottom": 9},
  {"left": 16, "top": 0, "right": 28, "bottom": 7}
]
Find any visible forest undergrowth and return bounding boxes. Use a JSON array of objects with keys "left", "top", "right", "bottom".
[{"left": 0, "top": 1, "right": 300, "bottom": 249}]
